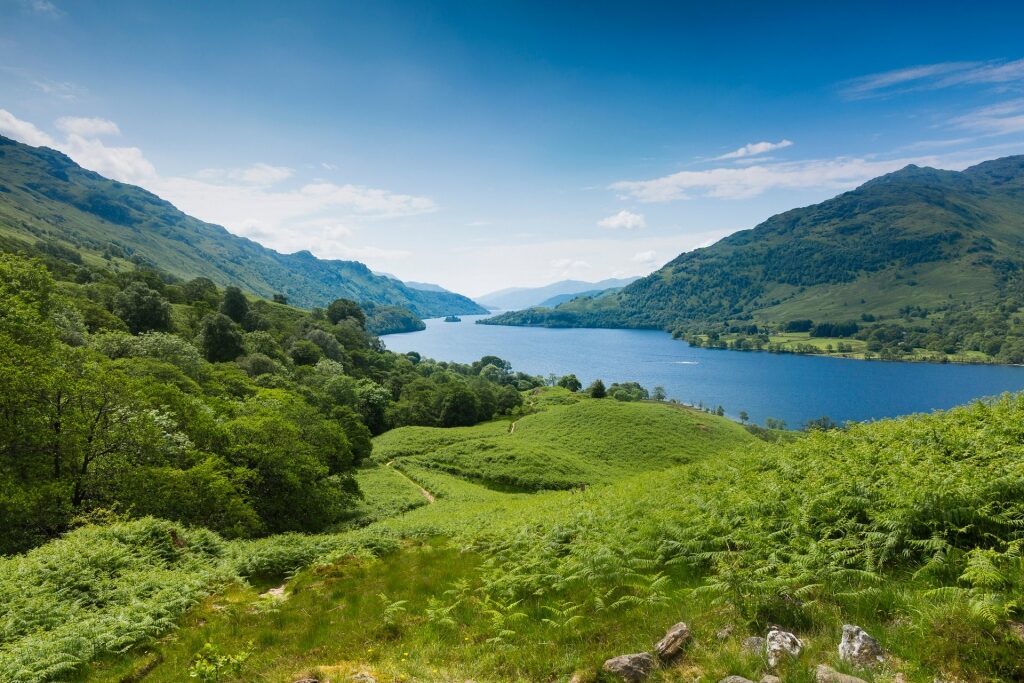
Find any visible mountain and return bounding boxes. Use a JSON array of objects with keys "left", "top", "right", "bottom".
[
  {"left": 536, "top": 286, "right": 626, "bottom": 308},
  {"left": 0, "top": 135, "right": 486, "bottom": 317},
  {"left": 404, "top": 280, "right": 457, "bottom": 294},
  {"left": 477, "top": 277, "right": 639, "bottom": 311},
  {"left": 485, "top": 156, "right": 1024, "bottom": 344}
]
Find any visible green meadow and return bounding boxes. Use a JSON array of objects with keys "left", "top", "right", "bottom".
[{"left": 2, "top": 388, "right": 1022, "bottom": 682}]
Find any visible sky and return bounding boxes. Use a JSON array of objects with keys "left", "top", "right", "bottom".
[{"left": 3, "top": 1, "right": 1024, "bottom": 297}]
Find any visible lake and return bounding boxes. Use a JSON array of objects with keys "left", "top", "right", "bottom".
[{"left": 381, "top": 315, "right": 1024, "bottom": 427}]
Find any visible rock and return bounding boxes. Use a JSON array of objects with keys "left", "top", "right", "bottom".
[
  {"left": 815, "top": 664, "right": 867, "bottom": 683},
  {"left": 351, "top": 674, "right": 376, "bottom": 683},
  {"left": 716, "top": 624, "right": 734, "bottom": 640},
  {"left": 1010, "top": 621, "right": 1024, "bottom": 643},
  {"left": 765, "top": 627, "right": 802, "bottom": 668},
  {"left": 761, "top": 676, "right": 782, "bottom": 683},
  {"left": 718, "top": 677, "right": 756, "bottom": 683},
  {"left": 654, "top": 622, "right": 692, "bottom": 661},
  {"left": 291, "top": 679, "right": 318, "bottom": 683},
  {"left": 838, "top": 624, "right": 884, "bottom": 668},
  {"left": 741, "top": 636, "right": 765, "bottom": 654},
  {"left": 260, "top": 584, "right": 287, "bottom": 600},
  {"left": 602, "top": 652, "right": 656, "bottom": 682}
]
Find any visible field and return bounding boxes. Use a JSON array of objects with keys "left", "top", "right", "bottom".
[{"left": 3, "top": 389, "right": 1024, "bottom": 682}]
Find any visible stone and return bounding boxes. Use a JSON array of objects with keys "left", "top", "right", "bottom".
[
  {"left": 815, "top": 664, "right": 867, "bottom": 683},
  {"left": 718, "top": 677, "right": 756, "bottom": 683},
  {"left": 351, "top": 674, "right": 377, "bottom": 683},
  {"left": 260, "top": 585, "right": 287, "bottom": 600},
  {"left": 838, "top": 624, "right": 884, "bottom": 668},
  {"left": 765, "top": 627, "right": 802, "bottom": 668},
  {"left": 654, "top": 622, "right": 692, "bottom": 661},
  {"left": 602, "top": 652, "right": 656, "bottom": 682},
  {"left": 291, "top": 679, "right": 318, "bottom": 683},
  {"left": 761, "top": 676, "right": 782, "bottom": 683},
  {"left": 716, "top": 624, "right": 734, "bottom": 640},
  {"left": 741, "top": 636, "right": 765, "bottom": 654}
]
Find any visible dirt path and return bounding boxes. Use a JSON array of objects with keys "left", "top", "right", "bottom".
[
  {"left": 386, "top": 461, "right": 436, "bottom": 503},
  {"left": 508, "top": 420, "right": 518, "bottom": 434}
]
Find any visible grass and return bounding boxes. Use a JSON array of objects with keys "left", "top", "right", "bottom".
[
  {"left": 376, "top": 393, "right": 756, "bottom": 491},
  {"left": 6, "top": 392, "right": 1024, "bottom": 682}
]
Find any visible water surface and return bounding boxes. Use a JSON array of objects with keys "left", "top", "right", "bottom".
[{"left": 382, "top": 315, "right": 1024, "bottom": 427}]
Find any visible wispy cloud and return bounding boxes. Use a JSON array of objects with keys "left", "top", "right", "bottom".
[
  {"left": 197, "top": 163, "right": 294, "bottom": 186},
  {"left": 715, "top": 139, "right": 793, "bottom": 160},
  {"left": 841, "top": 59, "right": 1024, "bottom": 99},
  {"left": 598, "top": 209, "right": 646, "bottom": 230},
  {"left": 22, "top": 0, "right": 63, "bottom": 17},
  {"left": 609, "top": 151, "right": 998, "bottom": 203},
  {"left": 951, "top": 98, "right": 1024, "bottom": 135}
]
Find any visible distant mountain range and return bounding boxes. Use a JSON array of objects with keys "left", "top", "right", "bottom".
[
  {"left": 486, "top": 156, "right": 1024, "bottom": 332},
  {"left": 477, "top": 277, "right": 640, "bottom": 311},
  {"left": 0, "top": 135, "right": 485, "bottom": 317}
]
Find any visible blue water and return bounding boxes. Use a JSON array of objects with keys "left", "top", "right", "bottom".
[{"left": 381, "top": 315, "right": 1024, "bottom": 427}]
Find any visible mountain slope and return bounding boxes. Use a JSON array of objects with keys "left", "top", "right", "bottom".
[
  {"left": 0, "top": 135, "right": 485, "bottom": 316},
  {"left": 477, "top": 277, "right": 639, "bottom": 310},
  {"left": 485, "top": 157, "right": 1024, "bottom": 335}
]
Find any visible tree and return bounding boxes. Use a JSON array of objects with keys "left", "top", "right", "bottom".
[
  {"left": 113, "top": 282, "right": 171, "bottom": 333},
  {"left": 587, "top": 379, "right": 606, "bottom": 398},
  {"left": 652, "top": 386, "right": 667, "bottom": 401},
  {"left": 439, "top": 384, "right": 481, "bottom": 427},
  {"left": 557, "top": 374, "right": 582, "bottom": 392},
  {"left": 220, "top": 286, "right": 249, "bottom": 324},
  {"left": 272, "top": 293, "right": 288, "bottom": 305},
  {"left": 739, "top": 410, "right": 749, "bottom": 424},
  {"left": 199, "top": 313, "right": 244, "bottom": 362},
  {"left": 183, "top": 277, "right": 220, "bottom": 307},
  {"left": 289, "top": 339, "right": 322, "bottom": 366},
  {"left": 327, "top": 298, "right": 366, "bottom": 327}
]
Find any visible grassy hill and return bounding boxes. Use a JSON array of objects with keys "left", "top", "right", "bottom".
[
  {"left": 5, "top": 390, "right": 1024, "bottom": 682},
  {"left": 484, "top": 157, "right": 1024, "bottom": 363},
  {"left": 0, "top": 135, "right": 485, "bottom": 317},
  {"left": 373, "top": 390, "right": 756, "bottom": 490}
]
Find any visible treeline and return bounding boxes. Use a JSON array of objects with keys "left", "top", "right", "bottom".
[{"left": 0, "top": 251, "right": 540, "bottom": 554}]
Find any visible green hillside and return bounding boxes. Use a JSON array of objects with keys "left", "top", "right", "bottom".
[
  {"left": 6, "top": 391, "right": 1022, "bottom": 682},
  {"left": 0, "top": 135, "right": 485, "bottom": 317},
  {"left": 485, "top": 157, "right": 1024, "bottom": 363},
  {"left": 374, "top": 391, "right": 756, "bottom": 490}
]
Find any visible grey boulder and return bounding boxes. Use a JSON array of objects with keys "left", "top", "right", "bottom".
[
  {"left": 838, "top": 624, "right": 884, "bottom": 668},
  {"left": 602, "top": 652, "right": 656, "bottom": 682},
  {"left": 765, "top": 627, "right": 803, "bottom": 667},
  {"left": 654, "top": 622, "right": 692, "bottom": 661},
  {"left": 816, "top": 664, "right": 868, "bottom": 683}
]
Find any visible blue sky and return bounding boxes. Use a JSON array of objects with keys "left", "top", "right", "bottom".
[{"left": 3, "top": 1, "right": 1024, "bottom": 296}]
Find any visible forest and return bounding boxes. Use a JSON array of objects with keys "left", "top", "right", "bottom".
[{"left": 0, "top": 247, "right": 537, "bottom": 555}]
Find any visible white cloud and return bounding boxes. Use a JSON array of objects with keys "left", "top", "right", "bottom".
[
  {"left": 0, "top": 108, "right": 55, "bottom": 146},
  {"left": 0, "top": 109, "right": 436, "bottom": 265},
  {"left": 56, "top": 116, "right": 120, "bottom": 137},
  {"left": 598, "top": 209, "right": 646, "bottom": 230},
  {"left": 951, "top": 99, "right": 1024, "bottom": 136},
  {"left": 715, "top": 139, "right": 793, "bottom": 160},
  {"left": 62, "top": 134, "right": 157, "bottom": 183},
  {"left": 610, "top": 153, "right": 984, "bottom": 202},
  {"left": 198, "top": 162, "right": 294, "bottom": 186},
  {"left": 631, "top": 250, "right": 657, "bottom": 264},
  {"left": 841, "top": 59, "right": 1024, "bottom": 99}
]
